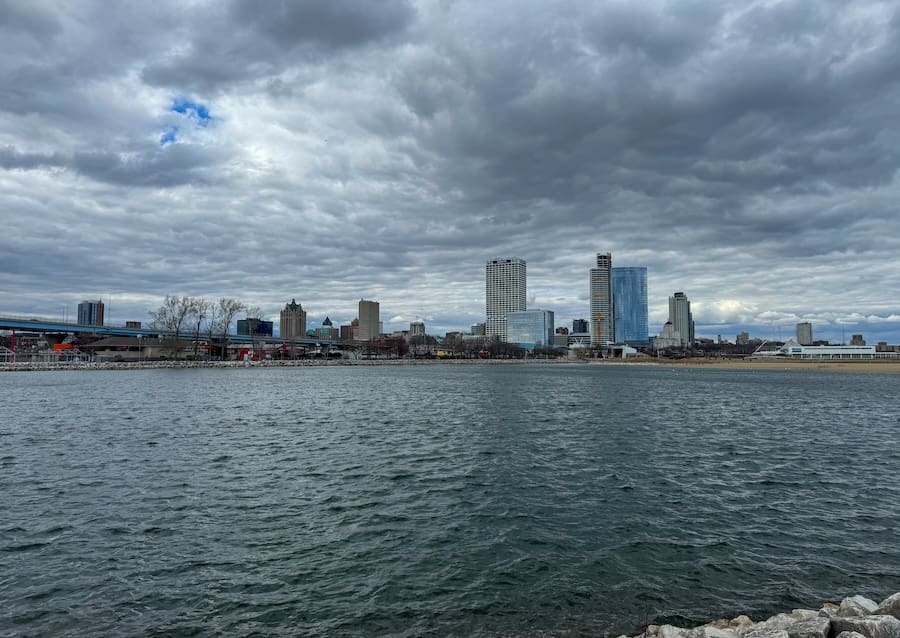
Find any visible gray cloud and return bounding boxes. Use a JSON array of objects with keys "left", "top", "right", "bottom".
[
  {"left": 2, "top": 0, "right": 900, "bottom": 343},
  {"left": 142, "top": 0, "right": 415, "bottom": 92}
]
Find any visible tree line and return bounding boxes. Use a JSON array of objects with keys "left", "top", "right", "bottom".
[{"left": 149, "top": 296, "right": 245, "bottom": 359}]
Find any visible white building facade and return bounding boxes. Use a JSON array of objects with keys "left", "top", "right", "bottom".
[
  {"left": 668, "top": 292, "right": 694, "bottom": 347},
  {"left": 485, "top": 257, "right": 526, "bottom": 342}
]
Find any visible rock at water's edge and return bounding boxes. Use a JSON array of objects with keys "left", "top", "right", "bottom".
[
  {"left": 839, "top": 597, "right": 880, "bottom": 618},
  {"left": 690, "top": 626, "right": 736, "bottom": 638},
  {"left": 876, "top": 594, "right": 900, "bottom": 621},
  {"left": 832, "top": 615, "right": 900, "bottom": 638},
  {"left": 787, "top": 617, "right": 832, "bottom": 638},
  {"left": 741, "top": 629, "right": 791, "bottom": 638},
  {"left": 658, "top": 625, "right": 690, "bottom": 638}
]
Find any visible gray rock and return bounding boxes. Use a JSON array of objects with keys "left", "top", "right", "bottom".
[
  {"left": 741, "top": 629, "right": 790, "bottom": 638},
  {"left": 787, "top": 617, "right": 832, "bottom": 638},
  {"left": 832, "top": 615, "right": 900, "bottom": 638},
  {"left": 731, "top": 616, "right": 754, "bottom": 629},
  {"left": 839, "top": 596, "right": 880, "bottom": 617},
  {"left": 791, "top": 611, "right": 822, "bottom": 622},
  {"left": 690, "top": 626, "right": 736, "bottom": 638},
  {"left": 837, "top": 632, "right": 868, "bottom": 638},
  {"left": 659, "top": 625, "right": 691, "bottom": 638},
  {"left": 741, "top": 611, "right": 827, "bottom": 637},
  {"left": 876, "top": 594, "right": 900, "bottom": 620},
  {"left": 822, "top": 603, "right": 841, "bottom": 619}
]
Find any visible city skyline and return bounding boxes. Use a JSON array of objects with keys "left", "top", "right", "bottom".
[{"left": 3, "top": 2, "right": 900, "bottom": 343}]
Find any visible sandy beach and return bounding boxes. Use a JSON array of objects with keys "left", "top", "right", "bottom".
[{"left": 642, "top": 357, "right": 900, "bottom": 373}]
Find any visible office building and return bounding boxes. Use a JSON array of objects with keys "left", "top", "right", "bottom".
[
  {"left": 590, "top": 253, "right": 613, "bottom": 345},
  {"left": 655, "top": 321, "right": 682, "bottom": 350},
  {"left": 572, "top": 318, "right": 588, "bottom": 333},
  {"left": 612, "top": 267, "right": 649, "bottom": 345},
  {"left": 736, "top": 331, "right": 750, "bottom": 345},
  {"left": 237, "top": 318, "right": 274, "bottom": 336},
  {"left": 471, "top": 322, "right": 485, "bottom": 336},
  {"left": 506, "top": 309, "right": 554, "bottom": 350},
  {"left": 850, "top": 334, "right": 866, "bottom": 346},
  {"left": 357, "top": 299, "right": 380, "bottom": 341},
  {"left": 668, "top": 292, "right": 694, "bottom": 347},
  {"left": 280, "top": 299, "right": 307, "bottom": 339},
  {"left": 796, "top": 322, "right": 813, "bottom": 345},
  {"left": 410, "top": 321, "right": 425, "bottom": 337},
  {"left": 77, "top": 300, "right": 105, "bottom": 326},
  {"left": 316, "top": 316, "right": 339, "bottom": 340},
  {"left": 486, "top": 257, "right": 526, "bottom": 342}
]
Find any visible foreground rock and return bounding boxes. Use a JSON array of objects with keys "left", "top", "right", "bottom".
[
  {"left": 876, "top": 594, "right": 900, "bottom": 620},
  {"left": 627, "top": 593, "right": 900, "bottom": 638}
]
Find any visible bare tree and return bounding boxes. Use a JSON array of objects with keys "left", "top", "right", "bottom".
[
  {"left": 243, "top": 306, "right": 265, "bottom": 359},
  {"left": 189, "top": 298, "right": 212, "bottom": 360},
  {"left": 203, "top": 302, "right": 219, "bottom": 360},
  {"left": 216, "top": 298, "right": 244, "bottom": 360},
  {"left": 149, "top": 296, "right": 194, "bottom": 359}
]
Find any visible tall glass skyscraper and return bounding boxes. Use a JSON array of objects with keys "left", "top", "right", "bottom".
[{"left": 612, "top": 267, "right": 649, "bottom": 345}]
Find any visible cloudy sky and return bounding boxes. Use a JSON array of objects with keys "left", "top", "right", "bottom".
[{"left": 2, "top": 0, "right": 900, "bottom": 342}]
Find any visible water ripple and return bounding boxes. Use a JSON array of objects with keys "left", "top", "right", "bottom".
[{"left": 1, "top": 365, "right": 899, "bottom": 636}]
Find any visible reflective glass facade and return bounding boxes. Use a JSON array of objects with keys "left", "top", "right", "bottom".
[
  {"left": 612, "top": 267, "right": 649, "bottom": 345},
  {"left": 506, "top": 309, "right": 554, "bottom": 350}
]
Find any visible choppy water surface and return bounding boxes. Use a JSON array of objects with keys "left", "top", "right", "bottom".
[{"left": 2, "top": 364, "right": 899, "bottom": 637}]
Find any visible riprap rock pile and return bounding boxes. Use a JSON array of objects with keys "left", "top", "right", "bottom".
[{"left": 626, "top": 593, "right": 900, "bottom": 638}]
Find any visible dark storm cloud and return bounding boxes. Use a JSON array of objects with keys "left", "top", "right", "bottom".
[
  {"left": 2, "top": 0, "right": 900, "bottom": 342},
  {"left": 142, "top": 0, "right": 415, "bottom": 92},
  {"left": 1, "top": 143, "right": 223, "bottom": 187}
]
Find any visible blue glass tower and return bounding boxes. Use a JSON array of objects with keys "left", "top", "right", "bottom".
[{"left": 612, "top": 267, "right": 649, "bottom": 345}]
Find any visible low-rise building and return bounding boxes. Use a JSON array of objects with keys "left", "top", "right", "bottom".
[{"left": 507, "top": 309, "right": 554, "bottom": 350}]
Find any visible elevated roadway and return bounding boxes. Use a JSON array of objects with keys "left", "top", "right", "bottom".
[{"left": 0, "top": 316, "right": 338, "bottom": 347}]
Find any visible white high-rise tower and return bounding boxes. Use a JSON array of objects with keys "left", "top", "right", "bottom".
[
  {"left": 485, "top": 257, "right": 526, "bottom": 342},
  {"left": 668, "top": 292, "right": 694, "bottom": 347}
]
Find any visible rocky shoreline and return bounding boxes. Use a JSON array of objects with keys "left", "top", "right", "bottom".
[
  {"left": 4, "top": 358, "right": 900, "bottom": 373},
  {"left": 621, "top": 594, "right": 900, "bottom": 638},
  {"left": 0, "top": 358, "right": 577, "bottom": 372}
]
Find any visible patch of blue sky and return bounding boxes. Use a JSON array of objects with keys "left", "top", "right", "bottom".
[
  {"left": 171, "top": 97, "right": 212, "bottom": 127},
  {"left": 160, "top": 125, "right": 179, "bottom": 146}
]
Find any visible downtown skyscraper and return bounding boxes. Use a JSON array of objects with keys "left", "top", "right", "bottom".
[
  {"left": 668, "top": 292, "right": 695, "bottom": 347},
  {"left": 357, "top": 299, "right": 380, "bottom": 341},
  {"left": 279, "top": 298, "right": 307, "bottom": 339},
  {"left": 590, "top": 253, "right": 614, "bottom": 345},
  {"left": 485, "top": 257, "right": 526, "bottom": 342},
  {"left": 612, "top": 267, "right": 649, "bottom": 345}
]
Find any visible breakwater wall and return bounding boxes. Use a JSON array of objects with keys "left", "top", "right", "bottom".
[{"left": 621, "top": 594, "right": 900, "bottom": 638}]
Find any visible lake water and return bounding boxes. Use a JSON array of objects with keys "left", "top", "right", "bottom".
[{"left": 2, "top": 364, "right": 899, "bottom": 637}]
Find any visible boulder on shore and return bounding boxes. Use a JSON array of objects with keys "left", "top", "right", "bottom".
[
  {"left": 839, "top": 597, "right": 881, "bottom": 618},
  {"left": 618, "top": 593, "right": 900, "bottom": 638},
  {"left": 831, "top": 615, "right": 900, "bottom": 638},
  {"left": 876, "top": 594, "right": 900, "bottom": 621}
]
